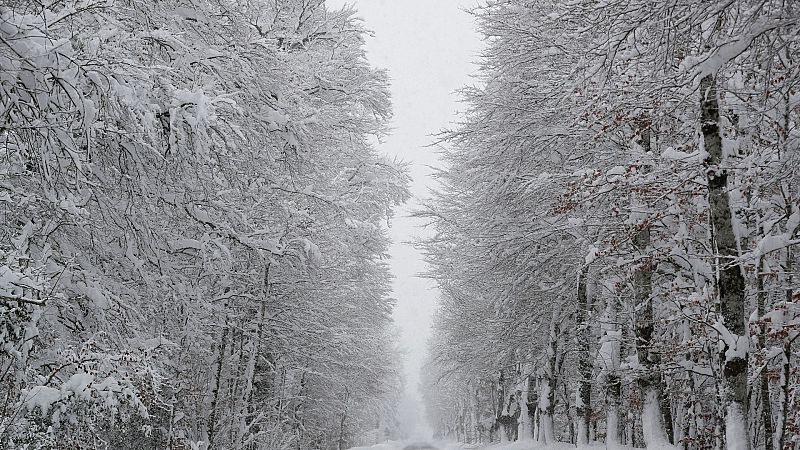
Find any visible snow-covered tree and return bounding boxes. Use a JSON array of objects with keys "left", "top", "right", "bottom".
[
  {"left": 0, "top": 1, "right": 408, "bottom": 448},
  {"left": 421, "top": 1, "right": 799, "bottom": 449}
]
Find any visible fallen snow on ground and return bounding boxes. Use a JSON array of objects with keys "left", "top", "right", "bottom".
[
  {"left": 348, "top": 442, "right": 472, "bottom": 450},
  {"left": 347, "top": 441, "right": 546, "bottom": 450},
  {"left": 350, "top": 441, "right": 680, "bottom": 450},
  {"left": 348, "top": 441, "right": 405, "bottom": 450},
  {"left": 456, "top": 443, "right": 679, "bottom": 450},
  {"left": 454, "top": 442, "right": 574, "bottom": 450}
]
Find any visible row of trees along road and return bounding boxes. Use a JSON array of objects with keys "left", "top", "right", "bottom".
[
  {"left": 419, "top": 1, "right": 800, "bottom": 450},
  {"left": 0, "top": 1, "right": 409, "bottom": 449}
]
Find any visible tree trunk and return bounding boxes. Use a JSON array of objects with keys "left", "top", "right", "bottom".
[
  {"left": 602, "top": 289, "right": 622, "bottom": 446},
  {"left": 230, "top": 329, "right": 245, "bottom": 443},
  {"left": 338, "top": 388, "right": 350, "bottom": 450},
  {"left": 661, "top": 381, "right": 674, "bottom": 445},
  {"left": 533, "top": 377, "right": 541, "bottom": 442},
  {"left": 776, "top": 237, "right": 795, "bottom": 450},
  {"left": 469, "top": 381, "right": 477, "bottom": 444},
  {"left": 632, "top": 117, "right": 673, "bottom": 446},
  {"left": 681, "top": 316, "right": 698, "bottom": 450},
  {"left": 575, "top": 263, "right": 591, "bottom": 445},
  {"left": 540, "top": 318, "right": 558, "bottom": 444},
  {"left": 621, "top": 302, "right": 632, "bottom": 447},
  {"left": 519, "top": 367, "right": 533, "bottom": 441},
  {"left": 208, "top": 322, "right": 229, "bottom": 446},
  {"left": 682, "top": 374, "right": 696, "bottom": 450},
  {"left": 775, "top": 340, "right": 791, "bottom": 450},
  {"left": 565, "top": 381, "right": 575, "bottom": 444},
  {"left": 701, "top": 73, "right": 749, "bottom": 450},
  {"left": 756, "top": 256, "right": 775, "bottom": 450},
  {"left": 237, "top": 263, "right": 270, "bottom": 446},
  {"left": 338, "top": 412, "right": 347, "bottom": 450},
  {"left": 606, "top": 367, "right": 622, "bottom": 446},
  {"left": 497, "top": 370, "right": 508, "bottom": 443}
]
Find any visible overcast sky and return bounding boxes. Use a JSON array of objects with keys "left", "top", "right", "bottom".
[{"left": 324, "top": 0, "right": 483, "bottom": 436}]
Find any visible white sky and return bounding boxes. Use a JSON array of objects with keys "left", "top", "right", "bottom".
[{"left": 325, "top": 0, "right": 483, "bottom": 437}]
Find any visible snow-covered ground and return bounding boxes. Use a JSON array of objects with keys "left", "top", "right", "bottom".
[
  {"left": 348, "top": 443, "right": 458, "bottom": 450},
  {"left": 348, "top": 441, "right": 568, "bottom": 450},
  {"left": 348, "top": 442, "right": 479, "bottom": 450},
  {"left": 349, "top": 441, "right": 678, "bottom": 450}
]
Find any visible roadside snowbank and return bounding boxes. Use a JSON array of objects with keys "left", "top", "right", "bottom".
[
  {"left": 350, "top": 441, "right": 679, "bottom": 450},
  {"left": 448, "top": 441, "right": 679, "bottom": 450}
]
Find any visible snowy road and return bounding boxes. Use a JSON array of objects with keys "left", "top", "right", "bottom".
[
  {"left": 350, "top": 441, "right": 456, "bottom": 450},
  {"left": 348, "top": 441, "right": 472, "bottom": 450}
]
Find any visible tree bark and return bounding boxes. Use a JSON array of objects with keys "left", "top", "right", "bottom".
[
  {"left": 238, "top": 263, "right": 270, "bottom": 446},
  {"left": 776, "top": 235, "right": 795, "bottom": 450},
  {"left": 533, "top": 377, "right": 541, "bottom": 442},
  {"left": 338, "top": 388, "right": 350, "bottom": 450},
  {"left": 575, "top": 263, "right": 591, "bottom": 445},
  {"left": 774, "top": 341, "right": 790, "bottom": 450},
  {"left": 539, "top": 317, "right": 558, "bottom": 444},
  {"left": 633, "top": 120, "right": 673, "bottom": 445},
  {"left": 519, "top": 367, "right": 533, "bottom": 441},
  {"left": 497, "top": 370, "right": 508, "bottom": 443},
  {"left": 605, "top": 334, "right": 622, "bottom": 446},
  {"left": 208, "top": 322, "right": 229, "bottom": 446},
  {"left": 701, "top": 74, "right": 749, "bottom": 450},
  {"left": 756, "top": 256, "right": 775, "bottom": 450}
]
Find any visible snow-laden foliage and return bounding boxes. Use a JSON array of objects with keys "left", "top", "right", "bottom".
[
  {"left": 420, "top": 1, "right": 799, "bottom": 449},
  {"left": 0, "top": 1, "right": 408, "bottom": 448}
]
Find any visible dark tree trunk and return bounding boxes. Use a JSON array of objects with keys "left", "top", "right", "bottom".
[
  {"left": 208, "top": 323, "right": 229, "bottom": 445},
  {"left": 539, "top": 311, "right": 559, "bottom": 443},
  {"left": 777, "top": 341, "right": 791, "bottom": 450},
  {"left": 701, "top": 74, "right": 749, "bottom": 448},
  {"left": 575, "top": 264, "right": 591, "bottom": 445},
  {"left": 777, "top": 238, "right": 794, "bottom": 450},
  {"left": 757, "top": 256, "right": 775, "bottom": 450},
  {"left": 497, "top": 370, "right": 507, "bottom": 442},
  {"left": 632, "top": 120, "right": 673, "bottom": 445}
]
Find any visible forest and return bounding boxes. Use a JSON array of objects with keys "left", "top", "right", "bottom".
[
  {"left": 2, "top": 0, "right": 800, "bottom": 450},
  {"left": 419, "top": 1, "right": 800, "bottom": 450},
  {"left": 1, "top": 0, "right": 408, "bottom": 448}
]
